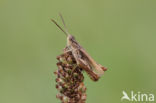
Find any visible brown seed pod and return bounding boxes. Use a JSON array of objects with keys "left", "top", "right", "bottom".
[{"left": 55, "top": 51, "right": 87, "bottom": 103}]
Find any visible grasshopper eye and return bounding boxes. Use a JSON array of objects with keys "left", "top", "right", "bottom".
[
  {"left": 72, "top": 36, "right": 75, "bottom": 40},
  {"left": 69, "top": 35, "right": 75, "bottom": 41}
]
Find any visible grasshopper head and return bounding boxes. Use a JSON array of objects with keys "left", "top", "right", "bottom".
[
  {"left": 67, "top": 34, "right": 76, "bottom": 46},
  {"left": 67, "top": 34, "right": 75, "bottom": 41}
]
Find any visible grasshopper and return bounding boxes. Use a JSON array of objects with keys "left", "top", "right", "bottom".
[{"left": 51, "top": 14, "right": 107, "bottom": 81}]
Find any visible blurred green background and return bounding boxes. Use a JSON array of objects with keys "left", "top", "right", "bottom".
[{"left": 0, "top": 0, "right": 156, "bottom": 103}]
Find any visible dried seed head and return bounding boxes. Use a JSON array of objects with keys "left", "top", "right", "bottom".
[{"left": 55, "top": 51, "right": 86, "bottom": 103}]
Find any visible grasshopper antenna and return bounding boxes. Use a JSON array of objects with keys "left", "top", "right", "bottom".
[
  {"left": 59, "top": 13, "right": 69, "bottom": 35},
  {"left": 51, "top": 19, "right": 68, "bottom": 36}
]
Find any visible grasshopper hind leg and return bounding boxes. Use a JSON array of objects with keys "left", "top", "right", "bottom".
[
  {"left": 77, "top": 58, "right": 100, "bottom": 81},
  {"left": 72, "top": 49, "right": 100, "bottom": 81}
]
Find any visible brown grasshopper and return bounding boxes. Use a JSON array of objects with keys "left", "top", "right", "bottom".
[{"left": 51, "top": 14, "right": 107, "bottom": 81}]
